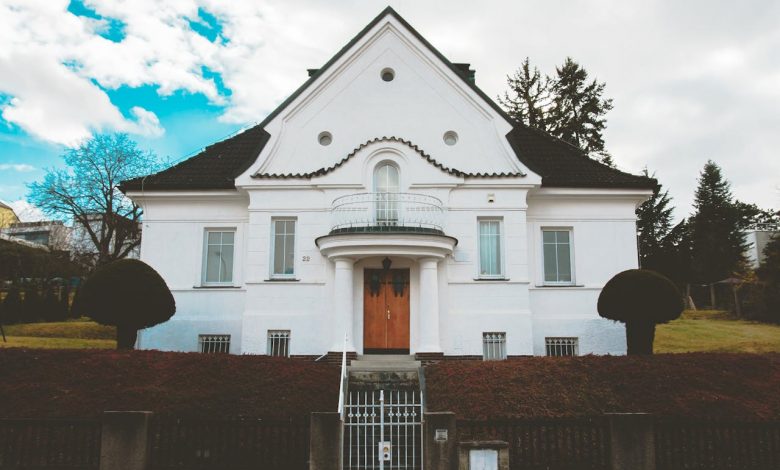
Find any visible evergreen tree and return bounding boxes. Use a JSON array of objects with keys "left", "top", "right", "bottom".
[
  {"left": 741, "top": 235, "right": 780, "bottom": 323},
  {"left": 636, "top": 169, "right": 675, "bottom": 272},
  {"left": 498, "top": 58, "right": 550, "bottom": 130},
  {"left": 22, "top": 286, "right": 43, "bottom": 323},
  {"left": 3, "top": 287, "right": 22, "bottom": 324},
  {"left": 547, "top": 58, "right": 614, "bottom": 162},
  {"left": 500, "top": 57, "right": 615, "bottom": 166},
  {"left": 689, "top": 161, "right": 748, "bottom": 283}
]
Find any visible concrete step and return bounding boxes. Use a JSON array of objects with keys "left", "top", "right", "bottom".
[
  {"left": 349, "top": 361, "right": 421, "bottom": 371},
  {"left": 356, "top": 354, "right": 415, "bottom": 362}
]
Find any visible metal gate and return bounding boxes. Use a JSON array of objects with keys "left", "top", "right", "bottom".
[{"left": 343, "top": 390, "right": 423, "bottom": 470}]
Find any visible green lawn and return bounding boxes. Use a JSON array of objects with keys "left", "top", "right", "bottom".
[
  {"left": 0, "top": 319, "right": 116, "bottom": 349},
  {"left": 655, "top": 310, "right": 780, "bottom": 353},
  {"left": 2, "top": 312, "right": 779, "bottom": 353}
]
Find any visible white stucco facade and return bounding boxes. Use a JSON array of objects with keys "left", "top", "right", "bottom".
[{"left": 127, "top": 10, "right": 650, "bottom": 358}]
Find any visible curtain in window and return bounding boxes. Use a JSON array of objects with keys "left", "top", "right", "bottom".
[
  {"left": 273, "top": 220, "right": 296, "bottom": 275},
  {"left": 205, "top": 231, "right": 234, "bottom": 283},
  {"left": 479, "top": 220, "right": 501, "bottom": 276},
  {"left": 543, "top": 230, "right": 572, "bottom": 283}
]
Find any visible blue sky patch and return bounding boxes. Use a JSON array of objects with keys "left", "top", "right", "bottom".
[{"left": 67, "top": 0, "right": 126, "bottom": 42}]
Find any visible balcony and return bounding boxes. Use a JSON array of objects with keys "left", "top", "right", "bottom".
[{"left": 330, "top": 192, "right": 444, "bottom": 234}]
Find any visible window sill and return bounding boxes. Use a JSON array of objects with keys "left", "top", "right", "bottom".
[
  {"left": 193, "top": 285, "right": 242, "bottom": 289},
  {"left": 536, "top": 284, "right": 583, "bottom": 288},
  {"left": 264, "top": 278, "right": 300, "bottom": 282},
  {"left": 473, "top": 277, "right": 510, "bottom": 282}
]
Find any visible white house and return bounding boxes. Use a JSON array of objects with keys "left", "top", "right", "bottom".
[{"left": 121, "top": 8, "right": 654, "bottom": 360}]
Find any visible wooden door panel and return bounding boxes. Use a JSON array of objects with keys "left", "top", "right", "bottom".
[
  {"left": 363, "top": 268, "right": 410, "bottom": 351},
  {"left": 386, "top": 270, "right": 410, "bottom": 349},
  {"left": 363, "top": 269, "right": 386, "bottom": 349}
]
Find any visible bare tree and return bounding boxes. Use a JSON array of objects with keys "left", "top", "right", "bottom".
[{"left": 28, "top": 134, "right": 161, "bottom": 267}]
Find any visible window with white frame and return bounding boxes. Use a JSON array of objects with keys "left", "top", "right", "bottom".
[
  {"left": 267, "top": 330, "right": 291, "bottom": 357},
  {"left": 478, "top": 219, "right": 503, "bottom": 278},
  {"left": 199, "top": 334, "right": 230, "bottom": 354},
  {"left": 203, "top": 230, "right": 235, "bottom": 285},
  {"left": 271, "top": 219, "right": 296, "bottom": 278},
  {"left": 482, "top": 332, "right": 507, "bottom": 361},
  {"left": 545, "top": 337, "right": 579, "bottom": 357},
  {"left": 542, "top": 229, "right": 573, "bottom": 284}
]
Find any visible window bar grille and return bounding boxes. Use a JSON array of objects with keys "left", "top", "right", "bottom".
[
  {"left": 545, "top": 337, "right": 579, "bottom": 357},
  {"left": 482, "top": 332, "right": 507, "bottom": 361},
  {"left": 198, "top": 334, "right": 230, "bottom": 354},
  {"left": 267, "top": 330, "right": 291, "bottom": 357}
]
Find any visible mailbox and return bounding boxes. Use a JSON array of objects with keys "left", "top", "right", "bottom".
[{"left": 378, "top": 441, "right": 391, "bottom": 461}]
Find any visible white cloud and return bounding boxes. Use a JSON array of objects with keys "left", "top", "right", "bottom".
[
  {"left": 0, "top": 163, "right": 35, "bottom": 172},
  {"left": 7, "top": 199, "right": 45, "bottom": 222},
  {"left": 0, "top": 0, "right": 777, "bottom": 214}
]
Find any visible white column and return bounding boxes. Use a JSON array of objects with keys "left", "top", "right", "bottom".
[
  {"left": 418, "top": 257, "right": 442, "bottom": 352},
  {"left": 331, "top": 257, "right": 356, "bottom": 351}
]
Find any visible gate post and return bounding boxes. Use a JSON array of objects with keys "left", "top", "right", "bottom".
[
  {"left": 310, "top": 412, "right": 342, "bottom": 470},
  {"left": 424, "top": 412, "right": 457, "bottom": 470},
  {"left": 99, "top": 411, "right": 152, "bottom": 470},
  {"left": 607, "top": 413, "right": 656, "bottom": 470}
]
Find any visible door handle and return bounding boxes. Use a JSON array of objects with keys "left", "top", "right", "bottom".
[{"left": 386, "top": 308, "right": 390, "bottom": 320}]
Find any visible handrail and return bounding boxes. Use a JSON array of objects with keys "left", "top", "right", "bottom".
[
  {"left": 337, "top": 333, "right": 348, "bottom": 419},
  {"left": 330, "top": 192, "right": 445, "bottom": 232}
]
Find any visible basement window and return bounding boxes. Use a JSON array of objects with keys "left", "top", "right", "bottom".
[
  {"left": 267, "top": 330, "right": 291, "bottom": 357},
  {"left": 199, "top": 334, "right": 230, "bottom": 354},
  {"left": 482, "top": 332, "right": 507, "bottom": 361},
  {"left": 545, "top": 337, "right": 579, "bottom": 357}
]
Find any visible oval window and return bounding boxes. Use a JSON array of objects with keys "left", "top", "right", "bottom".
[
  {"left": 381, "top": 68, "right": 395, "bottom": 82},
  {"left": 318, "top": 131, "right": 332, "bottom": 146},
  {"left": 443, "top": 131, "right": 458, "bottom": 146}
]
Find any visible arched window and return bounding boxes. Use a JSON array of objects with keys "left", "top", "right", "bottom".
[{"left": 374, "top": 162, "right": 399, "bottom": 225}]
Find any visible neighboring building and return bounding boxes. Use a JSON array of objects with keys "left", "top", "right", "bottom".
[
  {"left": 0, "top": 201, "right": 19, "bottom": 229},
  {"left": 121, "top": 8, "right": 655, "bottom": 358},
  {"left": 745, "top": 224, "right": 779, "bottom": 268},
  {"left": 1, "top": 220, "right": 71, "bottom": 251}
]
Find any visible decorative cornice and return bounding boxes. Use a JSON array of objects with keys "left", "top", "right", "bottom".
[{"left": 251, "top": 136, "right": 526, "bottom": 179}]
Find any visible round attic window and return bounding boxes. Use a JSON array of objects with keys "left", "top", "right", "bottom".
[
  {"left": 443, "top": 131, "right": 458, "bottom": 146},
  {"left": 318, "top": 131, "right": 333, "bottom": 146},
  {"left": 381, "top": 68, "right": 395, "bottom": 82}
]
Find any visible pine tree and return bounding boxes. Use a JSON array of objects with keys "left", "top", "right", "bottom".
[
  {"left": 690, "top": 161, "right": 748, "bottom": 283},
  {"left": 500, "top": 57, "right": 615, "bottom": 166},
  {"left": 636, "top": 169, "right": 675, "bottom": 273},
  {"left": 548, "top": 58, "right": 614, "bottom": 160},
  {"left": 498, "top": 58, "right": 550, "bottom": 130}
]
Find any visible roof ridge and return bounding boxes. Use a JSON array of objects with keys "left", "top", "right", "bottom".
[{"left": 252, "top": 136, "right": 525, "bottom": 179}]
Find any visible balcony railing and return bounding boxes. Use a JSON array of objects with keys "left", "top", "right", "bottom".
[{"left": 330, "top": 192, "right": 444, "bottom": 233}]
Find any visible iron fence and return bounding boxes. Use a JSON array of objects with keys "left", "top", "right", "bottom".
[
  {"left": 655, "top": 418, "right": 780, "bottom": 470},
  {"left": 148, "top": 416, "right": 309, "bottom": 470},
  {"left": 458, "top": 417, "right": 611, "bottom": 470},
  {"left": 0, "top": 418, "right": 101, "bottom": 469}
]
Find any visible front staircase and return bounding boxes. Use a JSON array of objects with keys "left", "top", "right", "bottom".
[{"left": 341, "top": 355, "right": 425, "bottom": 469}]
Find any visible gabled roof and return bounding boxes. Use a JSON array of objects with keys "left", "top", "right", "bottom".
[{"left": 120, "top": 7, "right": 655, "bottom": 193}]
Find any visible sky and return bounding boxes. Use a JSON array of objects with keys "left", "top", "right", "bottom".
[{"left": 0, "top": 0, "right": 778, "bottom": 222}]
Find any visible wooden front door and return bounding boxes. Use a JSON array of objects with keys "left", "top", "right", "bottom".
[{"left": 363, "top": 269, "right": 410, "bottom": 353}]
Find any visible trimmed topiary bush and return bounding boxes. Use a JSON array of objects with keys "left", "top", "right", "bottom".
[
  {"left": 78, "top": 259, "right": 175, "bottom": 349},
  {"left": 598, "top": 269, "right": 684, "bottom": 355}
]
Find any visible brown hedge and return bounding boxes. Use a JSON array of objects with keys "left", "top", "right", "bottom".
[
  {"left": 0, "top": 349, "right": 339, "bottom": 419},
  {"left": 424, "top": 353, "right": 780, "bottom": 421}
]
